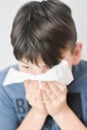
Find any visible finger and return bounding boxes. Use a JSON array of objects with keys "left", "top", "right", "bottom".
[
  {"left": 25, "top": 80, "right": 35, "bottom": 99},
  {"left": 25, "top": 80, "right": 37, "bottom": 92},
  {"left": 31, "top": 81, "right": 42, "bottom": 103},
  {"left": 25, "top": 81, "right": 36, "bottom": 103},
  {"left": 46, "top": 81, "right": 60, "bottom": 99},
  {"left": 36, "top": 89, "right": 43, "bottom": 104},
  {"left": 25, "top": 81, "right": 32, "bottom": 101},
  {"left": 24, "top": 80, "right": 31, "bottom": 92},
  {"left": 42, "top": 82, "right": 53, "bottom": 102},
  {"left": 33, "top": 81, "right": 39, "bottom": 90},
  {"left": 42, "top": 89, "right": 51, "bottom": 104},
  {"left": 53, "top": 81, "right": 67, "bottom": 92},
  {"left": 48, "top": 82, "right": 67, "bottom": 102}
]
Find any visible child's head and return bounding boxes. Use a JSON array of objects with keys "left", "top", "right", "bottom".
[{"left": 11, "top": 0, "right": 82, "bottom": 74}]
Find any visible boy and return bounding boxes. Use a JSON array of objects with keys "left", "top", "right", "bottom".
[{"left": 0, "top": 0, "right": 87, "bottom": 130}]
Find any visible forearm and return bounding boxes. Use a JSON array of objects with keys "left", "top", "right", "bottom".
[
  {"left": 17, "top": 108, "right": 47, "bottom": 130},
  {"left": 53, "top": 107, "right": 87, "bottom": 130}
]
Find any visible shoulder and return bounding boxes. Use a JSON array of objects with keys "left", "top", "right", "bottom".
[
  {"left": 0, "top": 64, "right": 21, "bottom": 101},
  {"left": 0, "top": 64, "right": 18, "bottom": 86},
  {"left": 69, "top": 60, "right": 87, "bottom": 91},
  {"left": 0, "top": 64, "right": 19, "bottom": 100},
  {"left": 0, "top": 65, "right": 20, "bottom": 129},
  {"left": 0, "top": 64, "right": 25, "bottom": 102},
  {"left": 73, "top": 60, "right": 87, "bottom": 71},
  {"left": 72, "top": 60, "right": 87, "bottom": 81}
]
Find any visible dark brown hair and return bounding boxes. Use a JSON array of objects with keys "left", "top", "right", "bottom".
[{"left": 11, "top": 0, "right": 77, "bottom": 67}]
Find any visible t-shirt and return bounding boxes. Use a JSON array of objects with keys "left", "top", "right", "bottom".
[{"left": 0, "top": 60, "right": 87, "bottom": 130}]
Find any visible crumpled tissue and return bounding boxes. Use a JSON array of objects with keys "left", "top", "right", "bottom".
[{"left": 3, "top": 60, "right": 74, "bottom": 88}]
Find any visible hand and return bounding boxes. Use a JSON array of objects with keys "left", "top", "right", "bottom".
[
  {"left": 24, "top": 80, "right": 48, "bottom": 116},
  {"left": 41, "top": 81, "right": 68, "bottom": 117}
]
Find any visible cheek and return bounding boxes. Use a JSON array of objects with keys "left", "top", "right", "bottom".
[
  {"left": 18, "top": 64, "right": 29, "bottom": 73},
  {"left": 18, "top": 65, "right": 27, "bottom": 73},
  {"left": 19, "top": 66, "right": 33, "bottom": 74}
]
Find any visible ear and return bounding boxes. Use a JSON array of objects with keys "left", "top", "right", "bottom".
[{"left": 73, "top": 42, "right": 83, "bottom": 65}]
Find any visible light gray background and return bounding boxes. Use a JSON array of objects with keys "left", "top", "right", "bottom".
[{"left": 0, "top": 0, "right": 87, "bottom": 71}]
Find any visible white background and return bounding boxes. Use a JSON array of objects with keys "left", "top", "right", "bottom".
[{"left": 0, "top": 0, "right": 87, "bottom": 71}]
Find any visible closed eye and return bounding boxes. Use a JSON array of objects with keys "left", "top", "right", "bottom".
[{"left": 22, "top": 65, "right": 30, "bottom": 69}]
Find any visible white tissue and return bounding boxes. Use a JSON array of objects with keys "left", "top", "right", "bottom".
[{"left": 3, "top": 60, "right": 74, "bottom": 88}]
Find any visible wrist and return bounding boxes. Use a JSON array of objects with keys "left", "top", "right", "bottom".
[
  {"left": 32, "top": 107, "right": 48, "bottom": 119},
  {"left": 53, "top": 106, "right": 86, "bottom": 130},
  {"left": 53, "top": 105, "right": 69, "bottom": 120}
]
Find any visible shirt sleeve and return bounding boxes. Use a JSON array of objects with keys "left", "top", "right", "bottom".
[{"left": 0, "top": 86, "right": 19, "bottom": 130}]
